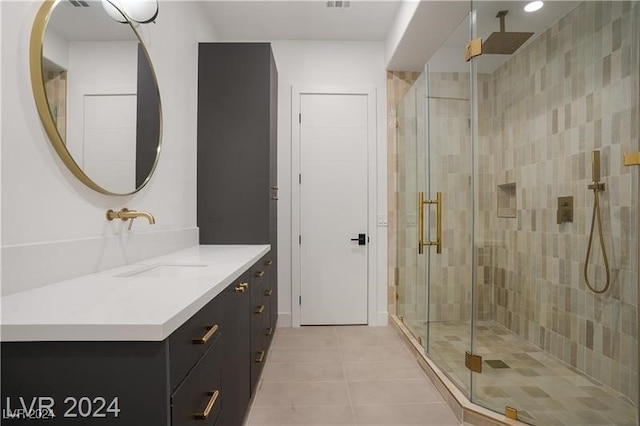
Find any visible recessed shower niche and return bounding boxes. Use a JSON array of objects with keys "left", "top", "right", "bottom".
[{"left": 497, "top": 183, "right": 516, "bottom": 218}]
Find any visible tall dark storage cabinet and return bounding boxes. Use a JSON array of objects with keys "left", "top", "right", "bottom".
[
  {"left": 197, "top": 43, "right": 278, "bottom": 426},
  {"left": 197, "top": 43, "right": 277, "bottom": 249}
]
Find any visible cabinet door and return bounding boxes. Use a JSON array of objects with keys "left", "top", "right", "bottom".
[
  {"left": 1, "top": 341, "right": 169, "bottom": 426},
  {"left": 197, "top": 43, "right": 274, "bottom": 245},
  {"left": 171, "top": 335, "right": 223, "bottom": 426},
  {"left": 219, "top": 272, "right": 251, "bottom": 426}
]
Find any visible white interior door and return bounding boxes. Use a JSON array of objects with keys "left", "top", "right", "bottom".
[{"left": 299, "top": 93, "right": 369, "bottom": 325}]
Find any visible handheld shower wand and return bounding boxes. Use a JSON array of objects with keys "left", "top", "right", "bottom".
[{"left": 584, "top": 150, "right": 610, "bottom": 293}]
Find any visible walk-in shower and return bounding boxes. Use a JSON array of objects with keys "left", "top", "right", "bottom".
[{"left": 392, "top": 1, "right": 639, "bottom": 424}]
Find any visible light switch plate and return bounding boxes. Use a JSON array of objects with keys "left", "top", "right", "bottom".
[{"left": 377, "top": 215, "right": 388, "bottom": 227}]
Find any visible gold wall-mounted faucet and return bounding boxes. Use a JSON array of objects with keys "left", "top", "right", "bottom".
[{"left": 106, "top": 208, "right": 156, "bottom": 230}]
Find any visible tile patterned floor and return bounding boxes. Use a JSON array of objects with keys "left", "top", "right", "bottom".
[
  {"left": 411, "top": 320, "right": 638, "bottom": 426},
  {"left": 244, "top": 325, "right": 461, "bottom": 425}
]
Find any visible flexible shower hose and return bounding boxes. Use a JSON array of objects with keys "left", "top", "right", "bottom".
[{"left": 583, "top": 189, "right": 611, "bottom": 293}]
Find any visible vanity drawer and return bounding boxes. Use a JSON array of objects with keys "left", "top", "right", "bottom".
[
  {"left": 171, "top": 337, "right": 223, "bottom": 425},
  {"left": 251, "top": 294, "right": 270, "bottom": 341},
  {"left": 250, "top": 331, "right": 269, "bottom": 395},
  {"left": 263, "top": 315, "right": 275, "bottom": 351},
  {"left": 250, "top": 264, "right": 268, "bottom": 304},
  {"left": 169, "top": 287, "right": 227, "bottom": 391}
]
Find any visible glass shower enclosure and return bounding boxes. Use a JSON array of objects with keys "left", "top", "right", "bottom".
[{"left": 395, "top": 1, "right": 640, "bottom": 424}]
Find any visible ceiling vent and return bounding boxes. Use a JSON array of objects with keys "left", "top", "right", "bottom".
[
  {"left": 326, "top": 1, "right": 350, "bottom": 8},
  {"left": 68, "top": 0, "right": 90, "bottom": 7}
]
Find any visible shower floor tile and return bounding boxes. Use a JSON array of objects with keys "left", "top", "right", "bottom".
[{"left": 409, "top": 320, "right": 637, "bottom": 426}]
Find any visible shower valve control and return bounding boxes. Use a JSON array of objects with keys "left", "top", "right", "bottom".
[{"left": 557, "top": 196, "right": 574, "bottom": 224}]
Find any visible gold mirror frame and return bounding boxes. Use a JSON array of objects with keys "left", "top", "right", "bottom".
[{"left": 30, "top": 0, "right": 163, "bottom": 196}]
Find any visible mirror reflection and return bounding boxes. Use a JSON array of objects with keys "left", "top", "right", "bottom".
[{"left": 41, "top": 0, "right": 161, "bottom": 194}]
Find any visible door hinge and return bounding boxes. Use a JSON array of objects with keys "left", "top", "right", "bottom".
[
  {"left": 299, "top": 113, "right": 301, "bottom": 123},
  {"left": 299, "top": 295, "right": 301, "bottom": 305},
  {"left": 465, "top": 351, "right": 482, "bottom": 373},
  {"left": 299, "top": 174, "right": 302, "bottom": 184},
  {"left": 298, "top": 235, "right": 302, "bottom": 245},
  {"left": 624, "top": 152, "right": 640, "bottom": 166},
  {"left": 465, "top": 38, "right": 482, "bottom": 62}
]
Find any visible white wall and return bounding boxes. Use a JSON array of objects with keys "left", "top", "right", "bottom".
[
  {"left": 270, "top": 41, "right": 388, "bottom": 326},
  {"left": 0, "top": 1, "right": 218, "bottom": 295},
  {"left": 42, "top": 28, "right": 68, "bottom": 69},
  {"left": 384, "top": 0, "right": 419, "bottom": 66}
]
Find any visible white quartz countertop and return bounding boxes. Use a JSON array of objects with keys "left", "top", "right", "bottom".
[{"left": 1, "top": 245, "right": 270, "bottom": 342}]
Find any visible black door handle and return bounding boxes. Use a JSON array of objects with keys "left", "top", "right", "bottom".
[{"left": 350, "top": 233, "right": 366, "bottom": 246}]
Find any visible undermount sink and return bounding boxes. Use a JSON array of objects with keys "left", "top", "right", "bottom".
[{"left": 119, "top": 264, "right": 209, "bottom": 278}]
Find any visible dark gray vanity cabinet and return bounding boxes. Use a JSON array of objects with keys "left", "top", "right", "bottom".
[
  {"left": 196, "top": 42, "right": 278, "bottom": 253},
  {"left": 0, "top": 271, "right": 256, "bottom": 426}
]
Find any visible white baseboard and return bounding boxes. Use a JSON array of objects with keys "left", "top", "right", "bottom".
[
  {"left": 280, "top": 312, "right": 387, "bottom": 328},
  {"left": 375, "top": 311, "right": 389, "bottom": 326},
  {"left": 1, "top": 228, "right": 198, "bottom": 296},
  {"left": 277, "top": 312, "right": 292, "bottom": 327}
]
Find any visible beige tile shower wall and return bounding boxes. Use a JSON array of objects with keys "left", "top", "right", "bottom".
[
  {"left": 481, "top": 1, "right": 640, "bottom": 402},
  {"left": 387, "top": 71, "right": 421, "bottom": 317},
  {"left": 476, "top": 73, "right": 495, "bottom": 322}
]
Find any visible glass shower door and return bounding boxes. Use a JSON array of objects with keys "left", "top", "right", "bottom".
[
  {"left": 422, "top": 12, "right": 475, "bottom": 398},
  {"left": 396, "top": 74, "right": 427, "bottom": 343}
]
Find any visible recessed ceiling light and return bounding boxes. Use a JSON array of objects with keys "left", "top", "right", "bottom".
[
  {"left": 524, "top": 1, "right": 544, "bottom": 12},
  {"left": 326, "top": 1, "right": 350, "bottom": 8}
]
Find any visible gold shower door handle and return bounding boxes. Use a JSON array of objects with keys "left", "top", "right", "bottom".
[{"left": 418, "top": 192, "right": 442, "bottom": 255}]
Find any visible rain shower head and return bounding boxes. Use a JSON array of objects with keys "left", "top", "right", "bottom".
[{"left": 482, "top": 10, "right": 534, "bottom": 55}]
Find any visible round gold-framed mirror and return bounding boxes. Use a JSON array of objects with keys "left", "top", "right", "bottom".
[{"left": 30, "top": 0, "right": 162, "bottom": 195}]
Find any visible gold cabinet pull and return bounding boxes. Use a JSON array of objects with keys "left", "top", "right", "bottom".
[
  {"left": 264, "top": 289, "right": 273, "bottom": 296},
  {"left": 254, "top": 305, "right": 265, "bottom": 314},
  {"left": 234, "top": 285, "right": 246, "bottom": 293},
  {"left": 194, "top": 390, "right": 219, "bottom": 419},
  {"left": 265, "top": 327, "right": 273, "bottom": 337},
  {"left": 255, "top": 351, "right": 265, "bottom": 363},
  {"left": 271, "top": 196, "right": 279, "bottom": 200},
  {"left": 418, "top": 192, "right": 442, "bottom": 254},
  {"left": 255, "top": 270, "right": 265, "bottom": 278},
  {"left": 240, "top": 282, "right": 248, "bottom": 288},
  {"left": 265, "top": 260, "right": 274, "bottom": 266},
  {"left": 192, "top": 324, "right": 218, "bottom": 344}
]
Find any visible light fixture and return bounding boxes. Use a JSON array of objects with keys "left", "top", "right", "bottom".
[
  {"left": 326, "top": 1, "right": 351, "bottom": 8},
  {"left": 102, "top": 0, "right": 159, "bottom": 24},
  {"left": 524, "top": 1, "right": 544, "bottom": 13}
]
